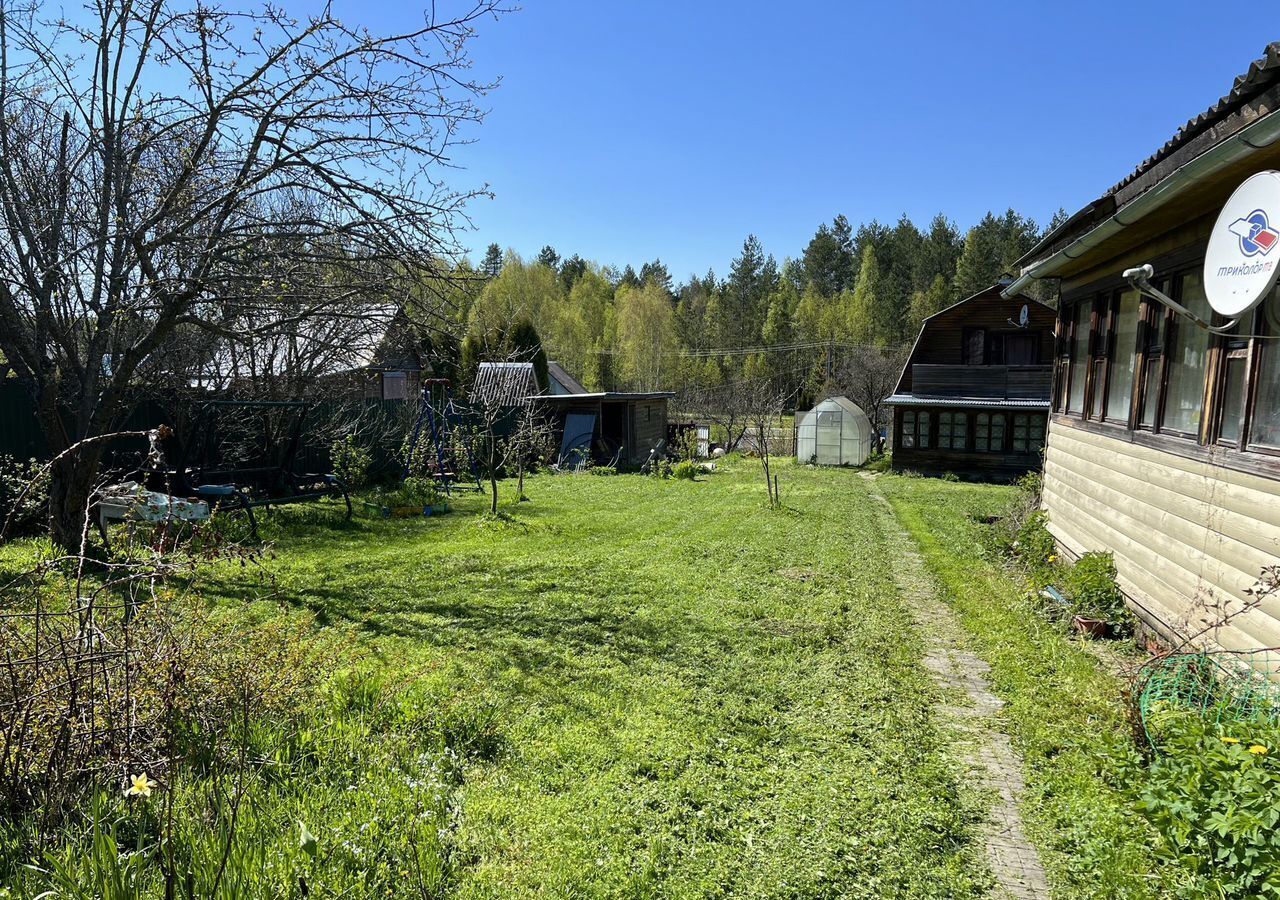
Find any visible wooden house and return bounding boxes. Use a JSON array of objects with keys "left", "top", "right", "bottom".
[
  {"left": 886, "top": 285, "right": 1055, "bottom": 480},
  {"left": 1005, "top": 43, "right": 1280, "bottom": 659}
]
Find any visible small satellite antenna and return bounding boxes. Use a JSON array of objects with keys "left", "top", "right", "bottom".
[{"left": 1007, "top": 304, "right": 1030, "bottom": 329}]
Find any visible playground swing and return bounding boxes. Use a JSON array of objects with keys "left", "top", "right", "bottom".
[
  {"left": 403, "top": 379, "right": 483, "bottom": 494},
  {"left": 158, "top": 399, "right": 352, "bottom": 538}
]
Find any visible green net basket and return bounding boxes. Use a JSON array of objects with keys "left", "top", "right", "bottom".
[{"left": 1138, "top": 650, "right": 1280, "bottom": 750}]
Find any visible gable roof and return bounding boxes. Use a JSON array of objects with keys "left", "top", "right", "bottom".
[
  {"left": 547, "top": 361, "right": 588, "bottom": 395},
  {"left": 472, "top": 362, "right": 537, "bottom": 406}
]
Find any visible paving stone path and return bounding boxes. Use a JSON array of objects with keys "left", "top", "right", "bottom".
[{"left": 869, "top": 484, "right": 1051, "bottom": 900}]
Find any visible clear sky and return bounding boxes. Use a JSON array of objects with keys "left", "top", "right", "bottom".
[{"left": 416, "top": 1, "right": 1268, "bottom": 279}]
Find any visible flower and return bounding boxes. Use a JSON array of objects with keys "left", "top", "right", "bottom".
[
  {"left": 1249, "top": 744, "right": 1269, "bottom": 755},
  {"left": 124, "top": 773, "right": 157, "bottom": 798},
  {"left": 1047, "top": 554, "right": 1058, "bottom": 564},
  {"left": 1221, "top": 737, "right": 1241, "bottom": 744}
]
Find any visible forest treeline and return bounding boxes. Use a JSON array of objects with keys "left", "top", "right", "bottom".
[{"left": 436, "top": 208, "right": 1063, "bottom": 402}]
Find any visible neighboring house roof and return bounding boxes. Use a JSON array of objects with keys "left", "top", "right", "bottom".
[
  {"left": 884, "top": 395, "right": 1050, "bottom": 410},
  {"left": 472, "top": 362, "right": 537, "bottom": 406},
  {"left": 547, "top": 361, "right": 588, "bottom": 395},
  {"left": 531, "top": 391, "right": 674, "bottom": 402}
]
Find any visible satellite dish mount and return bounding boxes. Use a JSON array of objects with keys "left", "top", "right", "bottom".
[{"left": 1124, "top": 170, "right": 1280, "bottom": 337}]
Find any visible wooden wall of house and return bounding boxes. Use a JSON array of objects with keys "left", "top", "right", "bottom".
[
  {"left": 1043, "top": 420, "right": 1280, "bottom": 655},
  {"left": 891, "top": 407, "right": 1045, "bottom": 481},
  {"left": 629, "top": 399, "right": 667, "bottom": 463},
  {"left": 899, "top": 290, "right": 1057, "bottom": 392}
]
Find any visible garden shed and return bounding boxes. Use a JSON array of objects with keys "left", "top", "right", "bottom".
[{"left": 796, "top": 396, "right": 872, "bottom": 466}]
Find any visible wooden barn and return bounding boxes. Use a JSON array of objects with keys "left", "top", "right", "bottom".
[
  {"left": 1005, "top": 43, "right": 1280, "bottom": 661},
  {"left": 885, "top": 284, "right": 1056, "bottom": 479},
  {"left": 534, "top": 391, "right": 672, "bottom": 468}
]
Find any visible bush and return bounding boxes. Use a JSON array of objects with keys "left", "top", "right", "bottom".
[
  {"left": 372, "top": 476, "right": 443, "bottom": 509},
  {"left": 330, "top": 433, "right": 372, "bottom": 489},
  {"left": 588, "top": 465, "right": 616, "bottom": 477},
  {"left": 0, "top": 454, "right": 48, "bottom": 536},
  {"left": 1136, "top": 712, "right": 1280, "bottom": 898},
  {"left": 671, "top": 460, "right": 699, "bottom": 480},
  {"left": 1064, "top": 551, "right": 1129, "bottom": 624}
]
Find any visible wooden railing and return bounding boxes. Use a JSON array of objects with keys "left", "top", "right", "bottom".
[{"left": 910, "top": 364, "right": 1052, "bottom": 400}]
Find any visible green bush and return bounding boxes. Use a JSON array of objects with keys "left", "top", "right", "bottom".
[
  {"left": 0, "top": 455, "right": 48, "bottom": 536},
  {"left": 671, "top": 460, "right": 698, "bottom": 480},
  {"left": 330, "top": 434, "right": 372, "bottom": 489},
  {"left": 588, "top": 465, "right": 616, "bottom": 476},
  {"left": 373, "top": 476, "right": 443, "bottom": 509},
  {"left": 1136, "top": 713, "right": 1280, "bottom": 898},
  {"left": 1064, "top": 551, "right": 1129, "bottom": 624}
]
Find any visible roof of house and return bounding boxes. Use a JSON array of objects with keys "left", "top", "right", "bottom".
[
  {"left": 884, "top": 395, "right": 1050, "bottom": 410},
  {"left": 547, "top": 361, "right": 588, "bottom": 395},
  {"left": 472, "top": 362, "right": 538, "bottom": 406}
]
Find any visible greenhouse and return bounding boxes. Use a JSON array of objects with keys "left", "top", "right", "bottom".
[{"left": 795, "top": 396, "right": 873, "bottom": 467}]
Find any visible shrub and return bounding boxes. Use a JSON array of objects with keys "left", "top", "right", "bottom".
[
  {"left": 588, "top": 465, "right": 616, "bottom": 476},
  {"left": 671, "top": 460, "right": 699, "bottom": 480},
  {"left": 330, "top": 433, "right": 372, "bottom": 489},
  {"left": 0, "top": 454, "right": 49, "bottom": 536},
  {"left": 1136, "top": 712, "right": 1280, "bottom": 898},
  {"left": 372, "top": 476, "right": 444, "bottom": 509},
  {"left": 1064, "top": 551, "right": 1130, "bottom": 625}
]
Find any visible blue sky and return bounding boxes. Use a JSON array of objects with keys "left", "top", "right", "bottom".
[{"left": 417, "top": 1, "right": 1266, "bottom": 279}]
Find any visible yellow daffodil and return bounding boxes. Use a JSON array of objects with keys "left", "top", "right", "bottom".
[
  {"left": 125, "top": 773, "right": 157, "bottom": 798},
  {"left": 1221, "top": 737, "right": 1241, "bottom": 744},
  {"left": 1248, "top": 744, "right": 1268, "bottom": 755},
  {"left": 1047, "top": 554, "right": 1058, "bottom": 564}
]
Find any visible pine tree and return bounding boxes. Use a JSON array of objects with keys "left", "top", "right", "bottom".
[
  {"left": 481, "top": 243, "right": 503, "bottom": 279},
  {"left": 536, "top": 245, "right": 560, "bottom": 270},
  {"left": 506, "top": 317, "right": 550, "bottom": 393}
]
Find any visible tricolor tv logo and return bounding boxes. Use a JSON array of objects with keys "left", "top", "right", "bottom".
[{"left": 1227, "top": 209, "right": 1280, "bottom": 257}]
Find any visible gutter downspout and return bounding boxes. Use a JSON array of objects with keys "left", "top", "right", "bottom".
[{"left": 1002, "top": 109, "right": 1280, "bottom": 298}]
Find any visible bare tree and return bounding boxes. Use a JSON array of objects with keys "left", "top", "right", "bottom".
[
  {"left": 743, "top": 380, "right": 789, "bottom": 508},
  {"left": 826, "top": 345, "right": 908, "bottom": 455},
  {"left": 0, "top": 0, "right": 505, "bottom": 547}
]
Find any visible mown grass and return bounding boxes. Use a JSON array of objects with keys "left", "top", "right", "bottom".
[
  {"left": 210, "top": 460, "right": 992, "bottom": 897},
  {"left": 877, "top": 475, "right": 1186, "bottom": 899},
  {"left": 2, "top": 461, "right": 1179, "bottom": 897}
]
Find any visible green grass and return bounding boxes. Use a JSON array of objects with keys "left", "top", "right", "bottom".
[
  {"left": 2, "top": 462, "right": 1178, "bottom": 897},
  {"left": 877, "top": 475, "right": 1185, "bottom": 898}
]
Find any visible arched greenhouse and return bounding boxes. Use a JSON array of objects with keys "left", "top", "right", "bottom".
[{"left": 795, "top": 396, "right": 873, "bottom": 467}]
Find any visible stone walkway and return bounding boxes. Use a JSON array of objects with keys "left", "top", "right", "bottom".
[{"left": 869, "top": 484, "right": 1051, "bottom": 899}]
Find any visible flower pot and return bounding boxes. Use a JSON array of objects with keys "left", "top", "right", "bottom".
[{"left": 1071, "top": 615, "right": 1109, "bottom": 639}]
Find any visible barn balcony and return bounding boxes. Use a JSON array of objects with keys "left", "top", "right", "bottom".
[{"left": 909, "top": 364, "right": 1052, "bottom": 400}]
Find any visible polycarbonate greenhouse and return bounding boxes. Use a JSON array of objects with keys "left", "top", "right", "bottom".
[{"left": 795, "top": 396, "right": 873, "bottom": 467}]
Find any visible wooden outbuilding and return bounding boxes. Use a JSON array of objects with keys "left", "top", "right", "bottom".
[
  {"left": 885, "top": 285, "right": 1055, "bottom": 480},
  {"left": 1006, "top": 42, "right": 1280, "bottom": 662}
]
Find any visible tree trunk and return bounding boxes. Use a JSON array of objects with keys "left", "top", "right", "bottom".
[{"left": 48, "top": 448, "right": 104, "bottom": 551}]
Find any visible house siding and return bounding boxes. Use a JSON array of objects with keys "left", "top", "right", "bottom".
[{"left": 1042, "top": 419, "right": 1280, "bottom": 653}]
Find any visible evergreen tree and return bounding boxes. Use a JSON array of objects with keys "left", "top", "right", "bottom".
[
  {"left": 618, "top": 264, "right": 641, "bottom": 289},
  {"left": 559, "top": 253, "right": 587, "bottom": 290},
  {"left": 506, "top": 316, "right": 550, "bottom": 393},
  {"left": 481, "top": 243, "right": 503, "bottom": 279},
  {"left": 638, "top": 259, "right": 674, "bottom": 296},
  {"left": 459, "top": 332, "right": 484, "bottom": 390},
  {"left": 906, "top": 274, "right": 953, "bottom": 338},
  {"left": 536, "top": 245, "right": 561, "bottom": 270},
  {"left": 847, "top": 245, "right": 885, "bottom": 344}
]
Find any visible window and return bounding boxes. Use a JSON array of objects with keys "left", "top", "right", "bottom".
[
  {"left": 938, "top": 411, "right": 968, "bottom": 450},
  {"left": 1251, "top": 329, "right": 1280, "bottom": 448},
  {"left": 1162, "top": 272, "right": 1211, "bottom": 435},
  {"left": 1218, "top": 316, "right": 1250, "bottom": 445},
  {"left": 974, "top": 412, "right": 1006, "bottom": 452},
  {"left": 963, "top": 329, "right": 986, "bottom": 365},
  {"left": 1012, "top": 414, "right": 1045, "bottom": 453},
  {"left": 900, "top": 410, "right": 930, "bottom": 449},
  {"left": 382, "top": 371, "right": 408, "bottom": 400},
  {"left": 1067, "top": 302, "right": 1090, "bottom": 414},
  {"left": 1138, "top": 298, "right": 1167, "bottom": 428},
  {"left": 1106, "top": 290, "right": 1141, "bottom": 424}
]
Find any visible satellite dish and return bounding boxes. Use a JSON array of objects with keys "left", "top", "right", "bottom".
[
  {"left": 1204, "top": 170, "right": 1280, "bottom": 318},
  {"left": 1007, "top": 304, "right": 1030, "bottom": 329}
]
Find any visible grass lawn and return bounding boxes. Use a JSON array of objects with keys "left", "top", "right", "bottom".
[{"left": 3, "top": 460, "right": 1175, "bottom": 897}]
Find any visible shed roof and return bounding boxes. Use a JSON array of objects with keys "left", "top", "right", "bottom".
[
  {"left": 472, "top": 362, "right": 537, "bottom": 406},
  {"left": 531, "top": 391, "right": 674, "bottom": 402},
  {"left": 547, "top": 361, "right": 588, "bottom": 395}
]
